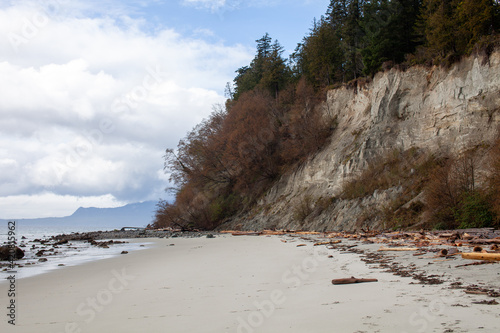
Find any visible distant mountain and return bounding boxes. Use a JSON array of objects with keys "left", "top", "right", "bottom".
[{"left": 0, "top": 201, "right": 157, "bottom": 229}]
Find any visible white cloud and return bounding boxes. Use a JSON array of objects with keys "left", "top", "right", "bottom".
[
  {"left": 0, "top": 193, "right": 126, "bottom": 219},
  {"left": 0, "top": 1, "right": 253, "bottom": 218},
  {"left": 182, "top": 0, "right": 229, "bottom": 11},
  {"left": 181, "top": 0, "right": 280, "bottom": 12}
]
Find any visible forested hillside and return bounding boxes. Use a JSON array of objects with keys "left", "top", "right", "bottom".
[{"left": 154, "top": 0, "right": 500, "bottom": 231}]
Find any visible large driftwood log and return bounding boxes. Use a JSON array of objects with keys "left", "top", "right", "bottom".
[
  {"left": 332, "top": 277, "right": 378, "bottom": 285},
  {"left": 461, "top": 253, "right": 500, "bottom": 261},
  {"left": 231, "top": 232, "right": 262, "bottom": 236},
  {"left": 262, "top": 230, "right": 286, "bottom": 235}
]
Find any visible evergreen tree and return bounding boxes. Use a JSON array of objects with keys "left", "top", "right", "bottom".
[
  {"left": 361, "top": 0, "right": 391, "bottom": 75},
  {"left": 361, "top": 0, "right": 422, "bottom": 76},
  {"left": 420, "top": 0, "right": 459, "bottom": 59},
  {"left": 292, "top": 16, "right": 343, "bottom": 87},
  {"left": 256, "top": 33, "right": 272, "bottom": 58},
  {"left": 419, "top": 0, "right": 498, "bottom": 63},
  {"left": 325, "top": 0, "right": 365, "bottom": 82},
  {"left": 260, "top": 40, "right": 290, "bottom": 98},
  {"left": 454, "top": 0, "right": 498, "bottom": 53},
  {"left": 233, "top": 65, "right": 260, "bottom": 99},
  {"left": 341, "top": 0, "right": 364, "bottom": 80},
  {"left": 233, "top": 33, "right": 290, "bottom": 100},
  {"left": 293, "top": 1, "right": 365, "bottom": 87}
]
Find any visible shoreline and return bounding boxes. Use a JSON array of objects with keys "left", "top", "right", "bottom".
[
  {"left": 0, "top": 229, "right": 215, "bottom": 283},
  {"left": 1, "top": 232, "right": 499, "bottom": 332}
]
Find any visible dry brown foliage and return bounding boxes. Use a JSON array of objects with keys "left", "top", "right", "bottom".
[
  {"left": 488, "top": 137, "right": 500, "bottom": 219},
  {"left": 154, "top": 79, "right": 335, "bottom": 230},
  {"left": 280, "top": 78, "right": 334, "bottom": 166},
  {"left": 425, "top": 148, "right": 497, "bottom": 229}
]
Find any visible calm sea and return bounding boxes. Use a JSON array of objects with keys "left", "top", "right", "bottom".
[{"left": 0, "top": 222, "right": 150, "bottom": 282}]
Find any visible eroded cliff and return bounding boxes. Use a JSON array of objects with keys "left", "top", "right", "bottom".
[{"left": 221, "top": 51, "right": 500, "bottom": 232}]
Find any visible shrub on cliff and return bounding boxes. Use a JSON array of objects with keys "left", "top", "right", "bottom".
[
  {"left": 488, "top": 136, "right": 500, "bottom": 225},
  {"left": 154, "top": 82, "right": 334, "bottom": 230},
  {"left": 425, "top": 149, "right": 498, "bottom": 230}
]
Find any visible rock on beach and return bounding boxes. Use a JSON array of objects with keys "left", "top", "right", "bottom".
[{"left": 0, "top": 245, "right": 25, "bottom": 261}]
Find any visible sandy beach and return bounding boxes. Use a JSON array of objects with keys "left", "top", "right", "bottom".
[{"left": 1, "top": 234, "right": 499, "bottom": 333}]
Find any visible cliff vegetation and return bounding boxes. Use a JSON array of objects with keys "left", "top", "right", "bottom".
[{"left": 153, "top": 0, "right": 500, "bottom": 231}]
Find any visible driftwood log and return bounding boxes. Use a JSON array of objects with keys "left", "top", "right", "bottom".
[
  {"left": 314, "top": 240, "right": 341, "bottom": 246},
  {"left": 468, "top": 239, "right": 500, "bottom": 245},
  {"left": 231, "top": 232, "right": 262, "bottom": 236},
  {"left": 332, "top": 277, "right": 378, "bottom": 285},
  {"left": 461, "top": 253, "right": 500, "bottom": 261}
]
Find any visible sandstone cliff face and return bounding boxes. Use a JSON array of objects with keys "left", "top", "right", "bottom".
[{"left": 222, "top": 51, "right": 500, "bottom": 232}]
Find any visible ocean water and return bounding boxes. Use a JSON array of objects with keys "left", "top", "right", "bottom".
[{"left": 0, "top": 222, "right": 151, "bottom": 282}]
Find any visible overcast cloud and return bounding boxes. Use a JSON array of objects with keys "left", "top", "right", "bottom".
[
  {"left": 0, "top": 0, "right": 329, "bottom": 218},
  {"left": 0, "top": 0, "right": 252, "bottom": 218}
]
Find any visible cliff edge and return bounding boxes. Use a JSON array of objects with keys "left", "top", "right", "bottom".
[{"left": 221, "top": 51, "right": 500, "bottom": 232}]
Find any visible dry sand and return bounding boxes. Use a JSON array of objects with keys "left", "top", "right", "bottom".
[{"left": 1, "top": 234, "right": 499, "bottom": 333}]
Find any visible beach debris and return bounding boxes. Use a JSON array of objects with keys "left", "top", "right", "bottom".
[
  {"left": 456, "top": 260, "right": 497, "bottom": 268},
  {"left": 296, "top": 244, "right": 307, "bottom": 247},
  {"left": 472, "top": 300, "right": 499, "bottom": 305},
  {"left": 465, "top": 290, "right": 490, "bottom": 296},
  {"left": 460, "top": 286, "right": 500, "bottom": 298},
  {"left": 38, "top": 258, "right": 48, "bottom": 262},
  {"left": 331, "top": 277, "right": 378, "bottom": 285},
  {"left": 294, "top": 231, "right": 321, "bottom": 235},
  {"left": 433, "top": 258, "right": 454, "bottom": 262},
  {"left": 262, "top": 230, "right": 286, "bottom": 235},
  {"left": 462, "top": 233, "right": 473, "bottom": 240},
  {"left": 438, "top": 249, "right": 449, "bottom": 257},
  {"left": 468, "top": 238, "right": 500, "bottom": 245},
  {"left": 436, "top": 248, "right": 460, "bottom": 258},
  {"left": 461, "top": 253, "right": 500, "bottom": 261},
  {"left": 378, "top": 246, "right": 419, "bottom": 251},
  {"left": 314, "top": 240, "right": 341, "bottom": 246},
  {"left": 472, "top": 246, "right": 484, "bottom": 252},
  {"left": 121, "top": 251, "right": 129, "bottom": 254},
  {"left": 231, "top": 231, "right": 262, "bottom": 236},
  {"left": 206, "top": 234, "right": 215, "bottom": 238}
]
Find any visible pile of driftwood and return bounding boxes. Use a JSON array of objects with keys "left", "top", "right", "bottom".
[
  {"left": 223, "top": 228, "right": 500, "bottom": 263},
  {"left": 223, "top": 228, "right": 500, "bottom": 262},
  {"left": 222, "top": 228, "right": 500, "bottom": 288},
  {"left": 370, "top": 229, "right": 500, "bottom": 261}
]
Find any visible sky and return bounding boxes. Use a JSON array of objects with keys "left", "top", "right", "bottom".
[{"left": 0, "top": 0, "right": 329, "bottom": 219}]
